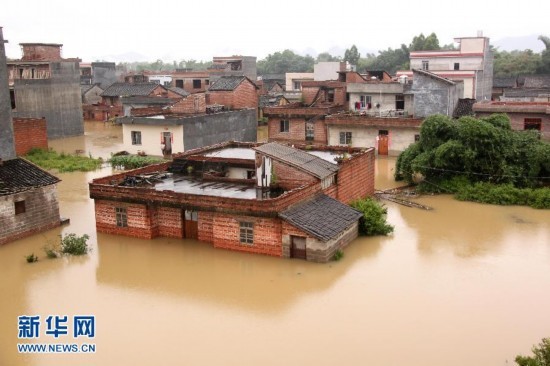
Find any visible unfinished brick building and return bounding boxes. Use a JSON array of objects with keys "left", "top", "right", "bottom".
[{"left": 89, "top": 142, "right": 375, "bottom": 262}]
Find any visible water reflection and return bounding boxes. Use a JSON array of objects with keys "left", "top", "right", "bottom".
[{"left": 0, "top": 122, "right": 549, "bottom": 366}]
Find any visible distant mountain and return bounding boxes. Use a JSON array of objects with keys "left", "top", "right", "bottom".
[{"left": 492, "top": 35, "right": 545, "bottom": 52}]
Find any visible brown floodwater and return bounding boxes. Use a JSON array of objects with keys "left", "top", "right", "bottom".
[{"left": 0, "top": 123, "right": 549, "bottom": 366}]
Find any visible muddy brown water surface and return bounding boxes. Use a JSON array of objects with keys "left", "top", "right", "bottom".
[{"left": 0, "top": 122, "right": 549, "bottom": 365}]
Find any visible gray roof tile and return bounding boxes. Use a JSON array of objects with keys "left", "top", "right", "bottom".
[
  {"left": 208, "top": 76, "right": 247, "bottom": 91},
  {"left": 254, "top": 142, "right": 339, "bottom": 179},
  {"left": 101, "top": 82, "right": 162, "bottom": 97},
  {"left": 279, "top": 194, "right": 362, "bottom": 241},
  {"left": 0, "top": 158, "right": 60, "bottom": 196}
]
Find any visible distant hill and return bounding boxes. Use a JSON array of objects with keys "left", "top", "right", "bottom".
[{"left": 492, "top": 35, "right": 545, "bottom": 52}]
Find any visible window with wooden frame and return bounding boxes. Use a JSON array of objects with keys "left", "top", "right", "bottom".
[
  {"left": 115, "top": 207, "right": 128, "bottom": 227},
  {"left": 280, "top": 120, "right": 289, "bottom": 133},
  {"left": 239, "top": 222, "right": 254, "bottom": 245}
]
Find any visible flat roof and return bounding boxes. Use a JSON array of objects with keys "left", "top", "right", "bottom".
[
  {"left": 153, "top": 175, "right": 256, "bottom": 199},
  {"left": 203, "top": 147, "right": 256, "bottom": 160},
  {"left": 307, "top": 150, "right": 342, "bottom": 164}
]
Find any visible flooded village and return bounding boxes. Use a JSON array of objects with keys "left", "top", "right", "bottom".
[{"left": 1, "top": 23, "right": 550, "bottom": 366}]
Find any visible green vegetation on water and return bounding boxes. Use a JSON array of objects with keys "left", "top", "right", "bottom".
[
  {"left": 109, "top": 155, "right": 165, "bottom": 170},
  {"left": 60, "top": 233, "right": 90, "bottom": 256},
  {"left": 24, "top": 148, "right": 103, "bottom": 172},
  {"left": 395, "top": 114, "right": 550, "bottom": 209},
  {"left": 350, "top": 198, "right": 394, "bottom": 236}
]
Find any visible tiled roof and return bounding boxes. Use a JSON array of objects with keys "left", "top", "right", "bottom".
[
  {"left": 101, "top": 82, "right": 162, "bottom": 97},
  {"left": 493, "top": 77, "right": 517, "bottom": 88},
  {"left": 453, "top": 98, "right": 476, "bottom": 118},
  {"left": 208, "top": 76, "right": 247, "bottom": 91},
  {"left": 279, "top": 194, "right": 362, "bottom": 241},
  {"left": 412, "top": 69, "right": 455, "bottom": 85},
  {"left": 253, "top": 142, "right": 339, "bottom": 179},
  {"left": 523, "top": 75, "right": 550, "bottom": 88},
  {"left": 503, "top": 88, "right": 550, "bottom": 98},
  {"left": 120, "top": 96, "right": 175, "bottom": 105},
  {"left": 81, "top": 84, "right": 95, "bottom": 96},
  {"left": 169, "top": 87, "right": 190, "bottom": 97},
  {"left": 259, "top": 95, "right": 286, "bottom": 108},
  {"left": 0, "top": 158, "right": 60, "bottom": 196}
]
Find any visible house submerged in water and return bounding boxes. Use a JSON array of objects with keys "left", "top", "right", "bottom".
[{"left": 89, "top": 141, "right": 375, "bottom": 262}]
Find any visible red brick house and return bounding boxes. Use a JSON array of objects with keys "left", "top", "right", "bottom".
[
  {"left": 207, "top": 76, "right": 258, "bottom": 110},
  {"left": 100, "top": 82, "right": 182, "bottom": 107},
  {"left": 89, "top": 141, "right": 375, "bottom": 262},
  {"left": 172, "top": 71, "right": 210, "bottom": 94},
  {"left": 473, "top": 101, "right": 550, "bottom": 140}
]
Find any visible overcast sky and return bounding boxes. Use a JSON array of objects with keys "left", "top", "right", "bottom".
[{"left": 2, "top": 0, "right": 549, "bottom": 63}]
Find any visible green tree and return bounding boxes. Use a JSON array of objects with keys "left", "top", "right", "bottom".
[
  {"left": 361, "top": 44, "right": 409, "bottom": 74},
  {"left": 344, "top": 45, "right": 361, "bottom": 65},
  {"left": 515, "top": 338, "right": 550, "bottom": 366},
  {"left": 537, "top": 35, "right": 550, "bottom": 74},
  {"left": 410, "top": 32, "right": 440, "bottom": 51},
  {"left": 316, "top": 52, "right": 341, "bottom": 62},
  {"left": 257, "top": 49, "right": 314, "bottom": 75},
  {"left": 493, "top": 49, "right": 541, "bottom": 77},
  {"left": 350, "top": 198, "right": 394, "bottom": 236}
]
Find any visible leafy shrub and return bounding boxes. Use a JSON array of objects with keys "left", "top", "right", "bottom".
[
  {"left": 26, "top": 253, "right": 38, "bottom": 263},
  {"left": 333, "top": 249, "right": 344, "bottom": 261},
  {"left": 109, "top": 155, "right": 165, "bottom": 170},
  {"left": 43, "top": 245, "right": 59, "bottom": 259},
  {"left": 350, "top": 198, "right": 394, "bottom": 236},
  {"left": 515, "top": 337, "right": 550, "bottom": 366},
  {"left": 60, "top": 233, "right": 90, "bottom": 256}
]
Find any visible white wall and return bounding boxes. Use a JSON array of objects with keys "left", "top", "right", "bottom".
[
  {"left": 285, "top": 73, "right": 314, "bottom": 91},
  {"left": 148, "top": 75, "right": 172, "bottom": 86},
  {"left": 327, "top": 126, "right": 419, "bottom": 155},
  {"left": 122, "top": 123, "right": 184, "bottom": 156}
]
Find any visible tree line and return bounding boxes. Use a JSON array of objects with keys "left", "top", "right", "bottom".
[{"left": 114, "top": 33, "right": 550, "bottom": 77}]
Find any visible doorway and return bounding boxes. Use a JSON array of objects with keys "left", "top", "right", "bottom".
[
  {"left": 290, "top": 236, "right": 307, "bottom": 259},
  {"left": 378, "top": 130, "right": 389, "bottom": 155},
  {"left": 183, "top": 210, "right": 198, "bottom": 239},
  {"left": 162, "top": 132, "right": 172, "bottom": 155}
]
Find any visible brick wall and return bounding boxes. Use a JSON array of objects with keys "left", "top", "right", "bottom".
[
  {"left": 272, "top": 160, "right": 318, "bottom": 190},
  {"left": 198, "top": 211, "right": 214, "bottom": 243},
  {"left": 157, "top": 207, "right": 183, "bottom": 238},
  {"left": 336, "top": 149, "right": 375, "bottom": 203},
  {"left": 0, "top": 185, "right": 61, "bottom": 245},
  {"left": 208, "top": 80, "right": 258, "bottom": 110},
  {"left": 12, "top": 117, "right": 48, "bottom": 156},
  {"left": 212, "top": 214, "right": 282, "bottom": 257},
  {"left": 21, "top": 44, "right": 62, "bottom": 61},
  {"left": 94, "top": 200, "right": 158, "bottom": 239},
  {"left": 268, "top": 117, "right": 328, "bottom": 144},
  {"left": 130, "top": 107, "right": 166, "bottom": 117},
  {"left": 302, "top": 86, "right": 320, "bottom": 105},
  {"left": 170, "top": 94, "right": 206, "bottom": 114}
]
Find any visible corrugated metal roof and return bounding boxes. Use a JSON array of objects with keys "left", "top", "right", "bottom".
[
  {"left": 253, "top": 142, "right": 339, "bottom": 179},
  {"left": 279, "top": 194, "right": 362, "bottom": 241}
]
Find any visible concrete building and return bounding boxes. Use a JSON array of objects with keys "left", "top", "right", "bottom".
[
  {"left": 209, "top": 56, "right": 257, "bottom": 82},
  {"left": 118, "top": 109, "right": 257, "bottom": 156},
  {"left": 89, "top": 141, "right": 375, "bottom": 262},
  {"left": 325, "top": 115, "right": 423, "bottom": 156},
  {"left": 7, "top": 42, "right": 84, "bottom": 138},
  {"left": 148, "top": 74, "right": 172, "bottom": 87},
  {"left": 314, "top": 61, "right": 353, "bottom": 81},
  {"left": 0, "top": 28, "right": 62, "bottom": 246},
  {"left": 397, "top": 35, "right": 493, "bottom": 100},
  {"left": 285, "top": 72, "right": 314, "bottom": 91},
  {"left": 410, "top": 69, "right": 464, "bottom": 118},
  {"left": 347, "top": 80, "right": 413, "bottom": 117},
  {"left": 172, "top": 70, "right": 210, "bottom": 94},
  {"left": 91, "top": 62, "right": 117, "bottom": 89}
]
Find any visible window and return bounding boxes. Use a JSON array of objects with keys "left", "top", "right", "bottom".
[
  {"left": 454, "top": 62, "right": 460, "bottom": 70},
  {"left": 360, "top": 95, "right": 372, "bottom": 109},
  {"left": 422, "top": 60, "right": 429, "bottom": 70},
  {"left": 395, "top": 94, "right": 405, "bottom": 110},
  {"left": 414, "top": 134, "right": 420, "bottom": 142},
  {"left": 193, "top": 79, "right": 201, "bottom": 89},
  {"left": 163, "top": 81, "right": 171, "bottom": 86},
  {"left": 280, "top": 120, "right": 289, "bottom": 133},
  {"left": 294, "top": 81, "right": 301, "bottom": 90},
  {"left": 151, "top": 79, "right": 161, "bottom": 85},
  {"left": 185, "top": 210, "right": 198, "bottom": 221},
  {"left": 524, "top": 118, "right": 542, "bottom": 131},
  {"left": 14, "top": 200, "right": 26, "bottom": 215},
  {"left": 305, "top": 121, "right": 314, "bottom": 141},
  {"left": 339, "top": 131, "right": 352, "bottom": 145},
  {"left": 327, "top": 89, "right": 335, "bottom": 103},
  {"left": 115, "top": 207, "right": 128, "bottom": 227},
  {"left": 175, "top": 80, "right": 184, "bottom": 88},
  {"left": 239, "top": 222, "right": 254, "bottom": 244},
  {"left": 131, "top": 131, "right": 142, "bottom": 145},
  {"left": 205, "top": 79, "right": 210, "bottom": 85}
]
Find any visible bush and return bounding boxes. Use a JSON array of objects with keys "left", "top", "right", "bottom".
[
  {"left": 109, "top": 155, "right": 165, "bottom": 170},
  {"left": 515, "top": 337, "right": 550, "bottom": 366},
  {"left": 26, "top": 253, "right": 38, "bottom": 263},
  {"left": 333, "top": 249, "right": 344, "bottom": 261},
  {"left": 60, "top": 233, "right": 90, "bottom": 256},
  {"left": 43, "top": 245, "right": 59, "bottom": 259},
  {"left": 350, "top": 198, "right": 394, "bottom": 236}
]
